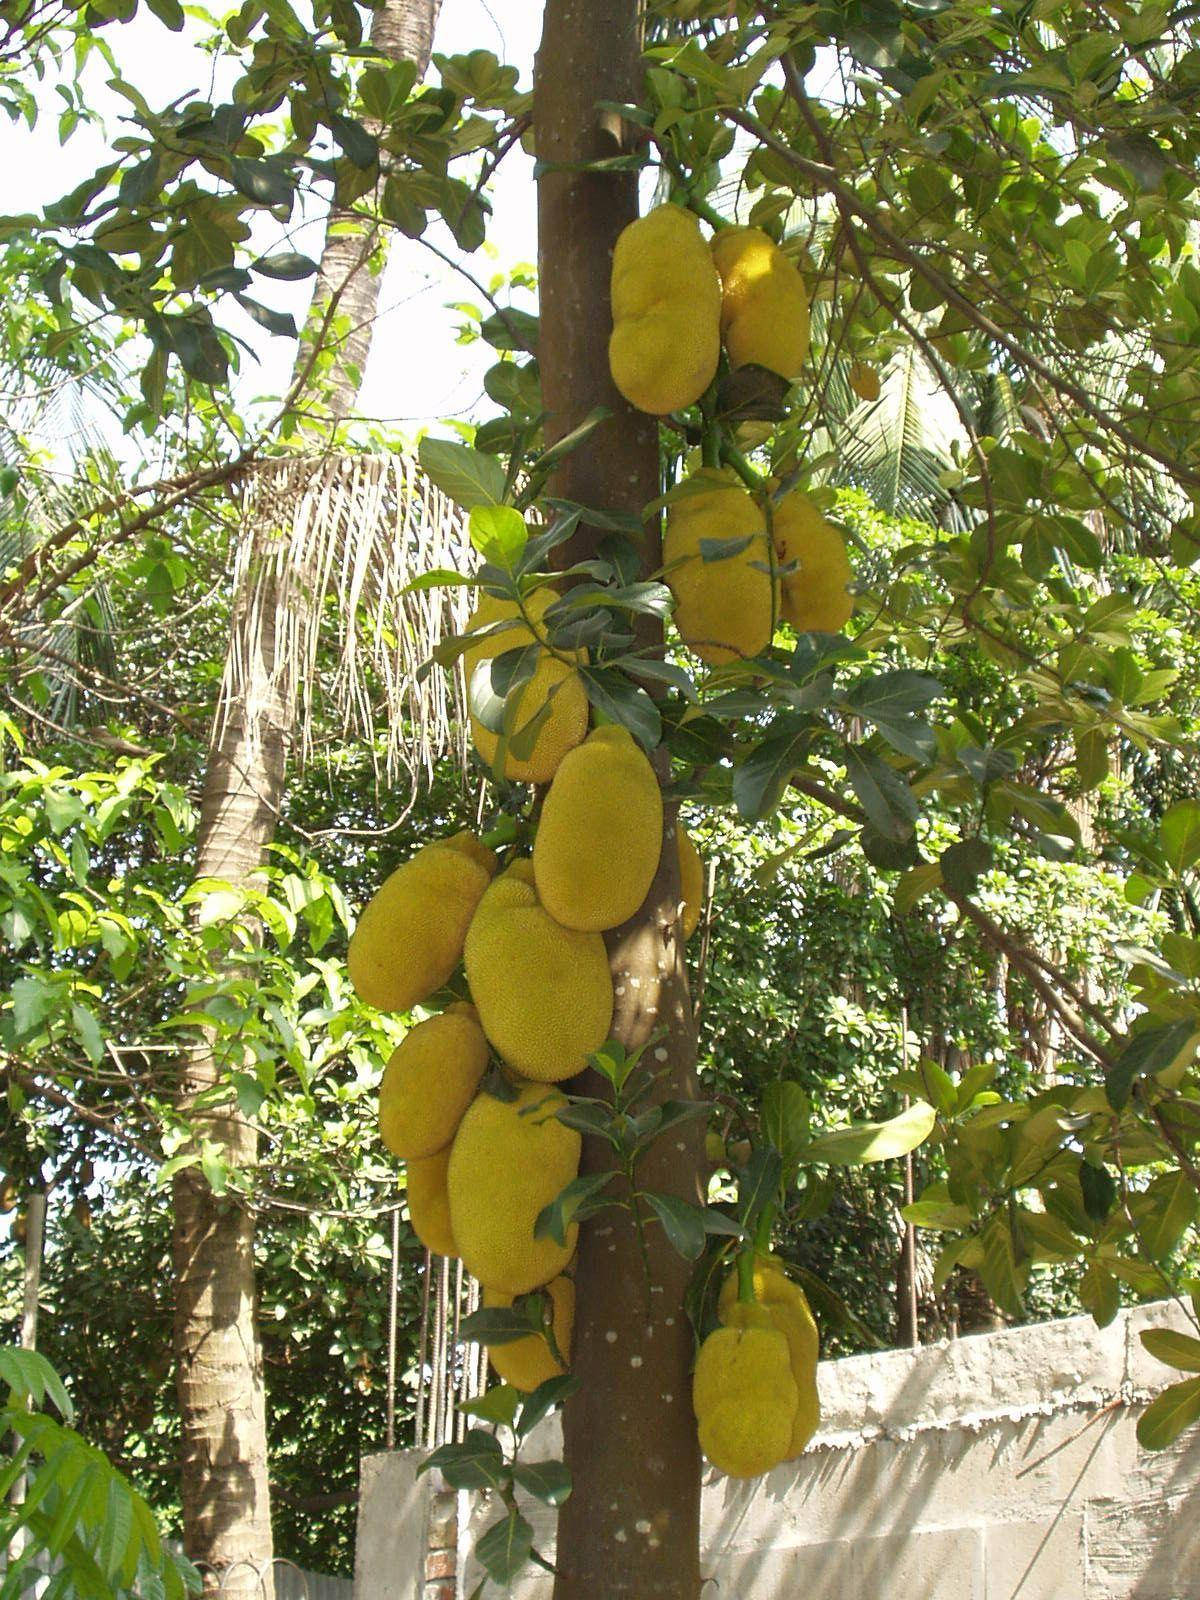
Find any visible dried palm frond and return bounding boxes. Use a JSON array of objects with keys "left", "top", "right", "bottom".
[{"left": 217, "top": 451, "right": 473, "bottom": 805}]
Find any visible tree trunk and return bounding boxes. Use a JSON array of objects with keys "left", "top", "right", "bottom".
[
  {"left": 536, "top": 6, "right": 705, "bottom": 1598},
  {"left": 294, "top": 0, "right": 443, "bottom": 428},
  {"left": 171, "top": 7, "right": 441, "bottom": 1593}
]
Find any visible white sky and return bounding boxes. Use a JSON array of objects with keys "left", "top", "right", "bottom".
[{"left": 9, "top": 0, "right": 545, "bottom": 440}]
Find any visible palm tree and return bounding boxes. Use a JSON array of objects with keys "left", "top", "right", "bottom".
[{"left": 170, "top": 5, "right": 453, "bottom": 1593}]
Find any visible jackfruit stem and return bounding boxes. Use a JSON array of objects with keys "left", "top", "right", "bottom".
[
  {"left": 736, "top": 1247, "right": 756, "bottom": 1306},
  {"left": 718, "top": 439, "right": 767, "bottom": 493}
]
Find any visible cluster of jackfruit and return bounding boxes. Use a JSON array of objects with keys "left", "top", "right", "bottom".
[
  {"left": 606, "top": 205, "right": 857, "bottom": 664},
  {"left": 348, "top": 729, "right": 705, "bottom": 1390},
  {"left": 693, "top": 1255, "right": 821, "bottom": 1478}
]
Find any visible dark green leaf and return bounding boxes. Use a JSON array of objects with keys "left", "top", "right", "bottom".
[
  {"left": 642, "top": 1192, "right": 708, "bottom": 1260},
  {"left": 512, "top": 1460, "right": 572, "bottom": 1506}
]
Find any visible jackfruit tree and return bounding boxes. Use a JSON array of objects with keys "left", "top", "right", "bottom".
[{"left": 8, "top": 0, "right": 1200, "bottom": 1595}]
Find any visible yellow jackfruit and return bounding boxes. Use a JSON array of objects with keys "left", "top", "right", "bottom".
[
  {"left": 464, "top": 864, "right": 613, "bottom": 1082},
  {"left": 379, "top": 1003, "right": 489, "bottom": 1160},
  {"left": 406, "top": 1147, "right": 458, "bottom": 1257},
  {"left": 483, "top": 1275, "right": 575, "bottom": 1392},
  {"left": 533, "top": 726, "right": 663, "bottom": 932},
  {"left": 711, "top": 226, "right": 810, "bottom": 380},
  {"left": 848, "top": 361, "right": 881, "bottom": 402},
  {"left": 463, "top": 589, "right": 588, "bottom": 784},
  {"left": 609, "top": 204, "right": 722, "bottom": 415},
  {"left": 349, "top": 831, "right": 497, "bottom": 1013},
  {"left": 720, "top": 1259, "right": 820, "bottom": 1456},
  {"left": 677, "top": 825, "right": 704, "bottom": 942},
  {"left": 663, "top": 470, "right": 778, "bottom": 665},
  {"left": 448, "top": 1081, "right": 581, "bottom": 1295},
  {"left": 772, "top": 491, "right": 853, "bottom": 635},
  {"left": 693, "top": 1311, "right": 799, "bottom": 1478}
]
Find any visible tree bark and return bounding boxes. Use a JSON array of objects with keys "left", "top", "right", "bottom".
[
  {"left": 171, "top": 6, "right": 441, "bottom": 1593},
  {"left": 536, "top": 6, "right": 704, "bottom": 1597}
]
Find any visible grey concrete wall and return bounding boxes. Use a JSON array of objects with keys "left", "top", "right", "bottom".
[{"left": 354, "top": 1302, "right": 1200, "bottom": 1600}]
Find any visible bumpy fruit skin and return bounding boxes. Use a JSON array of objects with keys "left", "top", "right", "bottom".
[
  {"left": 720, "top": 1259, "right": 820, "bottom": 1455},
  {"left": 664, "top": 470, "right": 777, "bottom": 665},
  {"left": 379, "top": 1003, "right": 489, "bottom": 1160},
  {"left": 534, "top": 726, "right": 663, "bottom": 932},
  {"left": 677, "top": 826, "right": 704, "bottom": 941},
  {"left": 348, "top": 831, "right": 497, "bottom": 1013},
  {"left": 711, "top": 226, "right": 810, "bottom": 380},
  {"left": 448, "top": 1081, "right": 581, "bottom": 1294},
  {"left": 483, "top": 1276, "right": 575, "bottom": 1392},
  {"left": 464, "top": 865, "right": 613, "bottom": 1082},
  {"left": 772, "top": 492, "right": 853, "bottom": 635},
  {"left": 463, "top": 589, "right": 588, "bottom": 784},
  {"left": 406, "top": 1147, "right": 458, "bottom": 1257},
  {"left": 609, "top": 204, "right": 722, "bottom": 415},
  {"left": 693, "top": 1313, "right": 799, "bottom": 1478}
]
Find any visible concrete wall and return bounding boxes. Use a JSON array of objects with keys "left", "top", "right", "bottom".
[{"left": 355, "top": 1302, "right": 1200, "bottom": 1600}]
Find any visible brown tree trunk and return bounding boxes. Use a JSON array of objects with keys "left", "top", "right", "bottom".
[
  {"left": 536, "top": 5, "right": 704, "bottom": 1597},
  {"left": 171, "top": 6, "right": 441, "bottom": 1593}
]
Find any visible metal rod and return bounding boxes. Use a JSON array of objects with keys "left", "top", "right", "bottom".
[
  {"left": 385, "top": 1205, "right": 400, "bottom": 1451},
  {"left": 413, "top": 1248, "right": 432, "bottom": 1449},
  {"left": 901, "top": 1006, "right": 919, "bottom": 1348}
]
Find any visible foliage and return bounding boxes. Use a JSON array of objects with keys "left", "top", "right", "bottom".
[{"left": 0, "top": 1344, "right": 198, "bottom": 1600}]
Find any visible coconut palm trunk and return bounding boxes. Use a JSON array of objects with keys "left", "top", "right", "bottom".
[{"left": 171, "top": 6, "right": 442, "bottom": 1593}]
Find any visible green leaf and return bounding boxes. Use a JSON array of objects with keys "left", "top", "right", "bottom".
[
  {"left": 761, "top": 1081, "right": 809, "bottom": 1168},
  {"left": 1140, "top": 1328, "right": 1200, "bottom": 1374},
  {"left": 735, "top": 1147, "right": 782, "bottom": 1228},
  {"left": 579, "top": 668, "right": 660, "bottom": 750},
  {"left": 459, "top": 1386, "right": 522, "bottom": 1427},
  {"left": 977, "top": 1214, "right": 1028, "bottom": 1318},
  {"left": 642, "top": 1192, "right": 708, "bottom": 1260},
  {"left": 417, "top": 1429, "right": 508, "bottom": 1491},
  {"left": 1080, "top": 1261, "right": 1120, "bottom": 1328},
  {"left": 733, "top": 729, "right": 808, "bottom": 823},
  {"left": 1136, "top": 1375, "right": 1200, "bottom": 1450},
  {"left": 253, "top": 251, "right": 318, "bottom": 280},
  {"left": 798, "top": 1101, "right": 936, "bottom": 1165},
  {"left": 1161, "top": 799, "right": 1200, "bottom": 874},
  {"left": 844, "top": 748, "right": 917, "bottom": 842},
  {"left": 1080, "top": 1161, "right": 1116, "bottom": 1223},
  {"left": 534, "top": 1173, "right": 617, "bottom": 1246},
  {"left": 1106, "top": 1021, "right": 1197, "bottom": 1109},
  {"left": 512, "top": 1459, "right": 572, "bottom": 1506},
  {"left": 418, "top": 438, "right": 507, "bottom": 510},
  {"left": 515, "top": 1375, "right": 578, "bottom": 1440},
  {"left": 1135, "top": 1171, "right": 1197, "bottom": 1260},
  {"left": 459, "top": 1306, "right": 543, "bottom": 1347},
  {"left": 940, "top": 837, "right": 992, "bottom": 897},
  {"left": 468, "top": 505, "right": 527, "bottom": 569},
  {"left": 475, "top": 1508, "right": 534, "bottom": 1586}
]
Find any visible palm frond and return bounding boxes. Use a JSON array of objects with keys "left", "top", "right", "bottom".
[{"left": 217, "top": 451, "right": 473, "bottom": 806}]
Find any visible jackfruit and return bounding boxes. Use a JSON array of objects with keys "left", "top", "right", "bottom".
[
  {"left": 463, "top": 589, "right": 589, "bottom": 784},
  {"left": 448, "top": 1081, "right": 581, "bottom": 1294},
  {"left": 379, "top": 1003, "right": 489, "bottom": 1160},
  {"left": 693, "top": 1310, "right": 799, "bottom": 1478},
  {"left": 848, "top": 361, "right": 881, "bottom": 402},
  {"left": 349, "top": 831, "right": 497, "bottom": 1013},
  {"left": 406, "top": 1147, "right": 458, "bottom": 1257},
  {"left": 720, "top": 1258, "right": 820, "bottom": 1456},
  {"left": 663, "top": 470, "right": 777, "bottom": 665},
  {"left": 678, "top": 825, "right": 703, "bottom": 942},
  {"left": 711, "top": 226, "right": 810, "bottom": 380},
  {"left": 483, "top": 1275, "right": 575, "bottom": 1391},
  {"left": 534, "top": 725, "right": 663, "bottom": 932},
  {"left": 772, "top": 491, "right": 853, "bottom": 634},
  {"left": 609, "top": 204, "right": 722, "bottom": 415},
  {"left": 464, "top": 864, "right": 613, "bottom": 1082}
]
